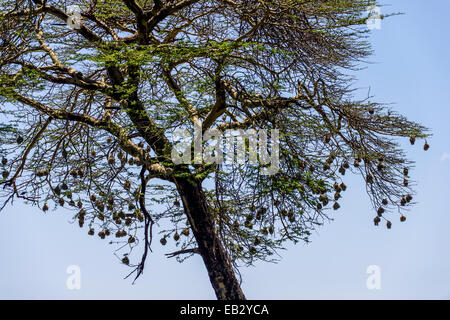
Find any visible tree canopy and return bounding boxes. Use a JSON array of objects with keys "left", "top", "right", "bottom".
[{"left": 0, "top": 0, "right": 429, "bottom": 299}]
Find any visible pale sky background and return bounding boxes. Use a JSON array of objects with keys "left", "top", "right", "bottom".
[{"left": 1, "top": 0, "right": 450, "bottom": 299}]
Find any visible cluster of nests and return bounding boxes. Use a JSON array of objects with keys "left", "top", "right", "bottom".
[
  {"left": 100, "top": 144, "right": 148, "bottom": 167},
  {"left": 77, "top": 204, "right": 142, "bottom": 243},
  {"left": 323, "top": 152, "right": 412, "bottom": 190},
  {"left": 237, "top": 227, "right": 263, "bottom": 256},
  {"left": 2, "top": 134, "right": 152, "bottom": 182},
  {"left": 157, "top": 199, "right": 189, "bottom": 245},
  {"left": 227, "top": 205, "right": 277, "bottom": 246},
  {"left": 231, "top": 238, "right": 261, "bottom": 257},
  {"left": 233, "top": 242, "right": 259, "bottom": 257},
  {"left": 37, "top": 159, "right": 147, "bottom": 239},
  {"left": 316, "top": 181, "right": 347, "bottom": 211},
  {"left": 47, "top": 170, "right": 137, "bottom": 206},
  {"left": 410, "top": 136, "right": 430, "bottom": 151},
  {"left": 203, "top": 205, "right": 276, "bottom": 256},
  {"left": 370, "top": 153, "right": 415, "bottom": 229},
  {"left": 320, "top": 134, "right": 430, "bottom": 228},
  {"left": 160, "top": 227, "right": 190, "bottom": 246},
  {"left": 1, "top": 136, "right": 25, "bottom": 178},
  {"left": 373, "top": 194, "right": 412, "bottom": 229},
  {"left": 34, "top": 154, "right": 147, "bottom": 243},
  {"left": 68, "top": 168, "right": 85, "bottom": 178},
  {"left": 47, "top": 180, "right": 81, "bottom": 208},
  {"left": 241, "top": 205, "right": 276, "bottom": 234},
  {"left": 62, "top": 135, "right": 148, "bottom": 168},
  {"left": 107, "top": 151, "right": 143, "bottom": 167}
]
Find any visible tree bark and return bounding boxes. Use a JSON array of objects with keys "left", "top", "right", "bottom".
[{"left": 175, "top": 177, "right": 246, "bottom": 300}]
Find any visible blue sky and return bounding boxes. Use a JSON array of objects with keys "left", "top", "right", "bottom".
[{"left": 1, "top": 0, "right": 450, "bottom": 299}]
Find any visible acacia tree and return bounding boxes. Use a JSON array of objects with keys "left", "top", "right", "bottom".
[{"left": 0, "top": 0, "right": 429, "bottom": 300}]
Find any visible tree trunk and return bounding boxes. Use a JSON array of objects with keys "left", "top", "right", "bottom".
[{"left": 175, "top": 177, "right": 246, "bottom": 300}]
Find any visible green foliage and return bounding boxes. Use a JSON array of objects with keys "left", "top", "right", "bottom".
[{"left": 0, "top": 0, "right": 430, "bottom": 272}]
